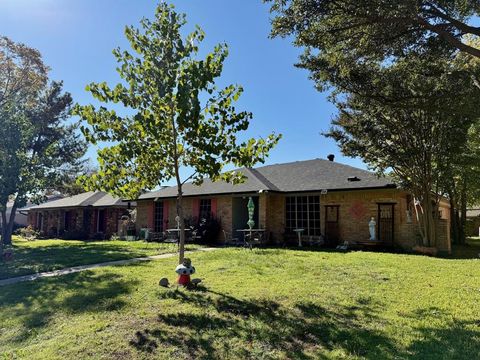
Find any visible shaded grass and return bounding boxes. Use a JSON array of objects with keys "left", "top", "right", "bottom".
[
  {"left": 0, "top": 236, "right": 202, "bottom": 280},
  {"left": 0, "top": 248, "right": 479, "bottom": 359},
  {"left": 449, "top": 237, "right": 480, "bottom": 259}
]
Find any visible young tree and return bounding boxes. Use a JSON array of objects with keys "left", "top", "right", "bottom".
[
  {"left": 74, "top": 3, "right": 280, "bottom": 264},
  {"left": 325, "top": 54, "right": 479, "bottom": 246},
  {"left": 0, "top": 81, "right": 86, "bottom": 248}
]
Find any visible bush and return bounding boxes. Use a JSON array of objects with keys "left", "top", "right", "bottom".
[{"left": 15, "top": 225, "right": 40, "bottom": 240}]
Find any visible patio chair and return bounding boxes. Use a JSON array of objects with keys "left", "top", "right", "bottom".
[{"left": 244, "top": 231, "right": 268, "bottom": 249}]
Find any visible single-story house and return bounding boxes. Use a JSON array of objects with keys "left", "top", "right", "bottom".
[
  {"left": 136, "top": 157, "right": 451, "bottom": 253},
  {"left": 28, "top": 191, "right": 134, "bottom": 239}
]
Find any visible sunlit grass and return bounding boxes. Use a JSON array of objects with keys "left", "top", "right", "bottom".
[
  {"left": 1, "top": 248, "right": 478, "bottom": 359},
  {"left": 0, "top": 236, "right": 202, "bottom": 280}
]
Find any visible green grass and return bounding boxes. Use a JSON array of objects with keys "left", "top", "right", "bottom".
[
  {"left": 0, "top": 236, "right": 202, "bottom": 280},
  {"left": 0, "top": 248, "right": 479, "bottom": 359}
]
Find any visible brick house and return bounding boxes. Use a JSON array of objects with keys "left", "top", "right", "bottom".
[
  {"left": 136, "top": 158, "right": 451, "bottom": 253},
  {"left": 28, "top": 191, "right": 134, "bottom": 239}
]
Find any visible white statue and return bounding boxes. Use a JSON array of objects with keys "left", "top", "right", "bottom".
[{"left": 369, "top": 217, "right": 376, "bottom": 240}]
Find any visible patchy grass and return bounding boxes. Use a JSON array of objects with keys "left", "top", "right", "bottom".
[
  {"left": 0, "top": 248, "right": 479, "bottom": 359},
  {"left": 0, "top": 236, "right": 202, "bottom": 280},
  {"left": 450, "top": 237, "right": 480, "bottom": 259}
]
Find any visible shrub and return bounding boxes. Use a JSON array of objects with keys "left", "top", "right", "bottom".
[{"left": 16, "top": 225, "right": 40, "bottom": 240}]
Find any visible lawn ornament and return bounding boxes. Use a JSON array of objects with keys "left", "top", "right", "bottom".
[
  {"left": 159, "top": 278, "right": 170, "bottom": 287},
  {"left": 175, "top": 258, "right": 196, "bottom": 286},
  {"left": 369, "top": 217, "right": 376, "bottom": 240}
]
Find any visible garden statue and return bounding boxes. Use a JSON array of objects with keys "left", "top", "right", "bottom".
[
  {"left": 175, "top": 257, "right": 196, "bottom": 286},
  {"left": 369, "top": 217, "right": 376, "bottom": 240}
]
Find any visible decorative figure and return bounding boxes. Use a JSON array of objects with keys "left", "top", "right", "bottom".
[
  {"left": 369, "top": 217, "right": 376, "bottom": 240},
  {"left": 175, "top": 257, "right": 196, "bottom": 286},
  {"left": 159, "top": 278, "right": 170, "bottom": 287}
]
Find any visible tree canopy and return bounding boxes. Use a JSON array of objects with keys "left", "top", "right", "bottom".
[
  {"left": 269, "top": 0, "right": 480, "bottom": 64},
  {"left": 74, "top": 3, "right": 280, "bottom": 263}
]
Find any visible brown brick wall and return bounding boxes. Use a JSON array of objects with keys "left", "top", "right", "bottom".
[
  {"left": 29, "top": 207, "right": 128, "bottom": 239},
  {"left": 134, "top": 189, "right": 451, "bottom": 252}
]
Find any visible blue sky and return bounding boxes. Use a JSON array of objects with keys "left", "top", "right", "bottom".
[{"left": 0, "top": 0, "right": 367, "bottom": 184}]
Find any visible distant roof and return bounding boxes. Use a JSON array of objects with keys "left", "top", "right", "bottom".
[
  {"left": 29, "top": 191, "right": 132, "bottom": 210},
  {"left": 467, "top": 209, "right": 480, "bottom": 218},
  {"left": 139, "top": 158, "right": 396, "bottom": 200}
]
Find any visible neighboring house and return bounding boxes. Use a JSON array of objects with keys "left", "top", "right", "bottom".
[
  {"left": 28, "top": 191, "right": 134, "bottom": 239},
  {"left": 136, "top": 157, "right": 451, "bottom": 253},
  {"left": 4, "top": 194, "right": 64, "bottom": 228},
  {"left": 6, "top": 202, "right": 29, "bottom": 227},
  {"left": 466, "top": 208, "right": 480, "bottom": 237}
]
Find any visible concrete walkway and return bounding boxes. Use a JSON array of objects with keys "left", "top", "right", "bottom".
[{"left": 0, "top": 247, "right": 218, "bottom": 287}]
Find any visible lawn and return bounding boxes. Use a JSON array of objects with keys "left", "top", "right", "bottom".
[
  {"left": 0, "top": 237, "right": 202, "bottom": 280},
  {"left": 0, "top": 248, "right": 479, "bottom": 359}
]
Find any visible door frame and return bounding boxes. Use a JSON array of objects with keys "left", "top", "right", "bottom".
[
  {"left": 324, "top": 205, "right": 340, "bottom": 246},
  {"left": 377, "top": 203, "right": 395, "bottom": 245}
]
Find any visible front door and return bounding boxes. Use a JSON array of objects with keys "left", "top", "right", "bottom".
[
  {"left": 325, "top": 205, "right": 340, "bottom": 247},
  {"left": 378, "top": 204, "right": 394, "bottom": 245}
]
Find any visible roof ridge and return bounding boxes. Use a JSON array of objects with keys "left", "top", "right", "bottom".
[
  {"left": 244, "top": 167, "right": 280, "bottom": 192},
  {"left": 78, "top": 191, "right": 104, "bottom": 206}
]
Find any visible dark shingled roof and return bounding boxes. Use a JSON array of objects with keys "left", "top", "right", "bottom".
[
  {"left": 29, "top": 191, "right": 132, "bottom": 210},
  {"left": 139, "top": 159, "right": 395, "bottom": 200}
]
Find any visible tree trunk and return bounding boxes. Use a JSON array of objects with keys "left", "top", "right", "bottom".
[
  {"left": 417, "top": 190, "right": 438, "bottom": 247},
  {"left": 459, "top": 179, "right": 467, "bottom": 245},
  {"left": 176, "top": 183, "right": 186, "bottom": 264},
  {"left": 0, "top": 209, "right": 5, "bottom": 255},
  {"left": 0, "top": 201, "right": 17, "bottom": 247},
  {"left": 449, "top": 197, "right": 460, "bottom": 244}
]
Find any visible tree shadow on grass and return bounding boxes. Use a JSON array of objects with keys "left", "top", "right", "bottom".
[
  {"left": 130, "top": 288, "right": 402, "bottom": 359},
  {"left": 0, "top": 269, "right": 139, "bottom": 343},
  {"left": 403, "top": 306, "right": 480, "bottom": 359}
]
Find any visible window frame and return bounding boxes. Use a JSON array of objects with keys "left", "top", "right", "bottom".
[
  {"left": 285, "top": 195, "right": 321, "bottom": 236},
  {"left": 199, "top": 198, "right": 212, "bottom": 220},
  {"left": 154, "top": 201, "right": 164, "bottom": 232}
]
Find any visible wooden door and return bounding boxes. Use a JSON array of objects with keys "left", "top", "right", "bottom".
[
  {"left": 378, "top": 204, "right": 394, "bottom": 245},
  {"left": 325, "top": 205, "right": 340, "bottom": 247}
]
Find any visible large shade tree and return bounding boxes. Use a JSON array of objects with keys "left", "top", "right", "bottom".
[
  {"left": 325, "top": 53, "right": 479, "bottom": 246},
  {"left": 0, "top": 37, "right": 86, "bottom": 250},
  {"left": 268, "top": 0, "right": 480, "bottom": 245},
  {"left": 74, "top": 3, "right": 280, "bottom": 264},
  {"left": 268, "top": 0, "right": 480, "bottom": 63}
]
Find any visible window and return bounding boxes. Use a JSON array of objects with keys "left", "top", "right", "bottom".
[
  {"left": 285, "top": 196, "right": 320, "bottom": 236},
  {"left": 199, "top": 199, "right": 212, "bottom": 220},
  {"left": 154, "top": 201, "right": 164, "bottom": 232},
  {"left": 97, "top": 209, "right": 106, "bottom": 233}
]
